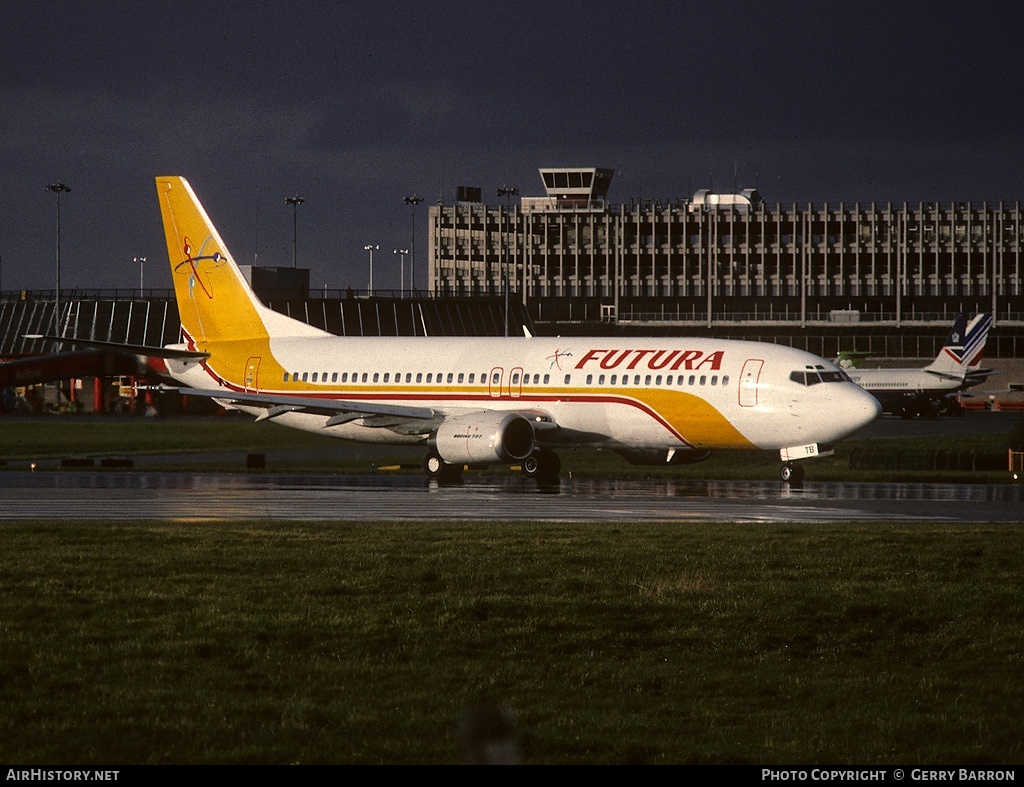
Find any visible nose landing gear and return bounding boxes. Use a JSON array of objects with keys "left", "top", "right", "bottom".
[{"left": 780, "top": 462, "right": 805, "bottom": 484}]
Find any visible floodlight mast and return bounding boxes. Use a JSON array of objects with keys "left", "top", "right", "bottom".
[
  {"left": 403, "top": 194, "right": 423, "bottom": 293},
  {"left": 285, "top": 195, "right": 305, "bottom": 268},
  {"left": 45, "top": 181, "right": 71, "bottom": 335}
]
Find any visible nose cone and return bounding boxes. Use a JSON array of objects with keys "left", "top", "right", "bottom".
[{"left": 835, "top": 385, "right": 882, "bottom": 440}]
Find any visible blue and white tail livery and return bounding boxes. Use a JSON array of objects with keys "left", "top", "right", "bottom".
[
  {"left": 844, "top": 313, "right": 993, "bottom": 418},
  {"left": 932, "top": 312, "right": 992, "bottom": 372}
]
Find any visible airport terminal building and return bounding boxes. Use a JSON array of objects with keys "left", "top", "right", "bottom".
[{"left": 428, "top": 168, "right": 1023, "bottom": 343}]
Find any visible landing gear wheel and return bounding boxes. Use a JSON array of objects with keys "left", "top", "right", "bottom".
[
  {"left": 521, "top": 450, "right": 561, "bottom": 481},
  {"left": 423, "top": 451, "right": 463, "bottom": 481},
  {"left": 780, "top": 462, "right": 804, "bottom": 484}
]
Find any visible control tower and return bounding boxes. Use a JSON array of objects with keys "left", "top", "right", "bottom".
[{"left": 523, "top": 167, "right": 614, "bottom": 212}]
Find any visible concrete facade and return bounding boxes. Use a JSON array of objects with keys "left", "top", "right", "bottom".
[{"left": 428, "top": 169, "right": 1024, "bottom": 338}]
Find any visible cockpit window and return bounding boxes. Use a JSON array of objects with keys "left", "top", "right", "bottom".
[{"left": 790, "top": 365, "right": 850, "bottom": 386}]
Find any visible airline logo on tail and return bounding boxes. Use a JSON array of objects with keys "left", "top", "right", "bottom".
[
  {"left": 175, "top": 236, "right": 227, "bottom": 300},
  {"left": 943, "top": 313, "right": 992, "bottom": 367}
]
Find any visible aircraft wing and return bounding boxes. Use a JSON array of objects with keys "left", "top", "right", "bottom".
[
  {"left": 169, "top": 386, "right": 439, "bottom": 431},
  {"left": 159, "top": 386, "right": 560, "bottom": 438}
]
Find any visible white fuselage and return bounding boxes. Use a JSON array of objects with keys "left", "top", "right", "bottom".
[{"left": 167, "top": 334, "right": 881, "bottom": 453}]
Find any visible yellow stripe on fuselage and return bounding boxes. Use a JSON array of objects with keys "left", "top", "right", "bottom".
[{"left": 193, "top": 339, "right": 754, "bottom": 450}]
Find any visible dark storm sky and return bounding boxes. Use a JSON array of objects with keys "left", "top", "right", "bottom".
[{"left": 2, "top": 1, "right": 1023, "bottom": 294}]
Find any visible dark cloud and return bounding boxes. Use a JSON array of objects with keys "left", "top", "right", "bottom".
[{"left": 2, "top": 2, "right": 1023, "bottom": 294}]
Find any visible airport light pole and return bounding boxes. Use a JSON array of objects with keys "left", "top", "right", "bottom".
[
  {"left": 46, "top": 181, "right": 71, "bottom": 335},
  {"left": 364, "top": 244, "right": 379, "bottom": 295},
  {"left": 134, "top": 256, "right": 147, "bottom": 297},
  {"left": 394, "top": 248, "right": 408, "bottom": 298},
  {"left": 496, "top": 186, "right": 519, "bottom": 336},
  {"left": 285, "top": 195, "right": 304, "bottom": 268},
  {"left": 403, "top": 194, "right": 422, "bottom": 293}
]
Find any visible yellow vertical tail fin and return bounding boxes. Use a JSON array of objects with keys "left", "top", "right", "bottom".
[{"left": 156, "top": 176, "right": 325, "bottom": 347}]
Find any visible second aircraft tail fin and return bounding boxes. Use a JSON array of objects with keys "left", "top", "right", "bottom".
[{"left": 924, "top": 313, "right": 992, "bottom": 380}]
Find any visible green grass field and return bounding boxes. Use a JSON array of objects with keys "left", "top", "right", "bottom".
[
  {"left": 1, "top": 520, "right": 1023, "bottom": 764},
  {"left": 1, "top": 415, "right": 1022, "bottom": 764}
]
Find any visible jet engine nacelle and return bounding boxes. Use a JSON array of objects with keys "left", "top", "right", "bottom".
[
  {"left": 434, "top": 411, "right": 535, "bottom": 465},
  {"left": 615, "top": 448, "right": 712, "bottom": 466}
]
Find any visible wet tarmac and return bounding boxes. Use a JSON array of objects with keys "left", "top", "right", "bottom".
[
  {"left": 1, "top": 411, "right": 1021, "bottom": 523},
  {"left": 0, "top": 471, "right": 1021, "bottom": 523}
]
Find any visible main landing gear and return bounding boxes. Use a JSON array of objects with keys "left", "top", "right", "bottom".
[
  {"left": 423, "top": 451, "right": 464, "bottom": 481},
  {"left": 422, "top": 449, "right": 563, "bottom": 483},
  {"left": 520, "top": 449, "right": 561, "bottom": 482}
]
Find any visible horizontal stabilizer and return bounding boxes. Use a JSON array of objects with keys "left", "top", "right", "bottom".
[
  {"left": 23, "top": 335, "right": 209, "bottom": 360},
  {"left": 923, "top": 369, "right": 967, "bottom": 383}
]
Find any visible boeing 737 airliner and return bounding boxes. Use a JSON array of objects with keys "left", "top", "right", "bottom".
[{"left": 152, "top": 176, "right": 880, "bottom": 483}]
